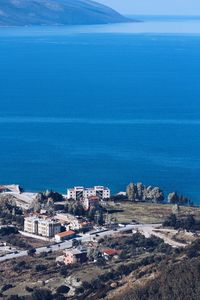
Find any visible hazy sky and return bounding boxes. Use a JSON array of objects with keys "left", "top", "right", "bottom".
[{"left": 98, "top": 0, "right": 200, "bottom": 15}]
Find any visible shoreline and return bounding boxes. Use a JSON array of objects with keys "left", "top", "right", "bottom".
[{"left": 0, "top": 185, "right": 198, "bottom": 207}]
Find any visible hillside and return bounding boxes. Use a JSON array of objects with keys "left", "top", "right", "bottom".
[
  {"left": 0, "top": 0, "right": 130, "bottom": 26},
  {"left": 110, "top": 241, "right": 200, "bottom": 300}
]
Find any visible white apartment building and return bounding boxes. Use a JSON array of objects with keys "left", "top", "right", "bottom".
[
  {"left": 67, "top": 186, "right": 110, "bottom": 200},
  {"left": 24, "top": 216, "right": 61, "bottom": 237},
  {"left": 56, "top": 213, "right": 92, "bottom": 232},
  {"left": 56, "top": 213, "right": 81, "bottom": 230}
]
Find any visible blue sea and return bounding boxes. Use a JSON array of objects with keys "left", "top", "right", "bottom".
[{"left": 0, "top": 16, "right": 200, "bottom": 203}]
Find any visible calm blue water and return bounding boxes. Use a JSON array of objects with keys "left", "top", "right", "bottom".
[{"left": 0, "top": 17, "right": 200, "bottom": 203}]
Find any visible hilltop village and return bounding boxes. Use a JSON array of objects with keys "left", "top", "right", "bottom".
[{"left": 0, "top": 183, "right": 200, "bottom": 300}]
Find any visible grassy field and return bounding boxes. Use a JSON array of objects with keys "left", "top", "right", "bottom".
[{"left": 106, "top": 202, "right": 200, "bottom": 224}]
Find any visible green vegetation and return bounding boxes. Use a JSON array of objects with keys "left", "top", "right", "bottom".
[
  {"left": 126, "top": 182, "right": 164, "bottom": 203},
  {"left": 0, "top": 199, "right": 24, "bottom": 229},
  {"left": 168, "top": 192, "right": 192, "bottom": 205},
  {"left": 101, "top": 232, "right": 172, "bottom": 257},
  {"left": 0, "top": 231, "right": 172, "bottom": 300},
  {"left": 68, "top": 233, "right": 174, "bottom": 299},
  {"left": 2, "top": 230, "right": 200, "bottom": 300},
  {"left": 28, "top": 248, "right": 36, "bottom": 256},
  {"left": 116, "top": 243, "right": 200, "bottom": 300},
  {"left": 163, "top": 214, "right": 200, "bottom": 231},
  {"left": 56, "top": 285, "right": 70, "bottom": 294},
  {"left": 65, "top": 200, "right": 105, "bottom": 225},
  {"left": 0, "top": 226, "right": 18, "bottom": 236}
]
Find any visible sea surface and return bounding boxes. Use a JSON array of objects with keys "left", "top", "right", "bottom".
[{"left": 0, "top": 16, "right": 200, "bottom": 203}]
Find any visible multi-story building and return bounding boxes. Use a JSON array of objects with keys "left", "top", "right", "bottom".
[
  {"left": 55, "top": 213, "right": 92, "bottom": 232},
  {"left": 24, "top": 216, "right": 61, "bottom": 237},
  {"left": 24, "top": 217, "right": 39, "bottom": 234},
  {"left": 67, "top": 186, "right": 110, "bottom": 200},
  {"left": 56, "top": 213, "right": 82, "bottom": 230},
  {"left": 64, "top": 248, "right": 88, "bottom": 265},
  {"left": 82, "top": 196, "right": 100, "bottom": 211}
]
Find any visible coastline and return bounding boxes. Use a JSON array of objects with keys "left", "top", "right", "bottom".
[
  {"left": 0, "top": 18, "right": 200, "bottom": 206},
  {"left": 0, "top": 183, "right": 197, "bottom": 207}
]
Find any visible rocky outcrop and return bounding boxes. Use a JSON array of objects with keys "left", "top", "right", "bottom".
[
  {"left": 30, "top": 190, "right": 64, "bottom": 213},
  {"left": 126, "top": 182, "right": 164, "bottom": 203},
  {"left": 0, "top": 193, "right": 17, "bottom": 208},
  {"left": 0, "top": 184, "right": 22, "bottom": 194}
]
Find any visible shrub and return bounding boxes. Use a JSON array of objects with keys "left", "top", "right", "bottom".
[
  {"left": 53, "top": 294, "right": 66, "bottom": 300},
  {"left": 0, "top": 226, "right": 18, "bottom": 236},
  {"left": 59, "top": 265, "right": 68, "bottom": 277},
  {"left": 13, "top": 260, "right": 28, "bottom": 272},
  {"left": 25, "top": 286, "right": 34, "bottom": 292},
  {"left": 117, "top": 264, "right": 130, "bottom": 276},
  {"left": 56, "top": 285, "right": 70, "bottom": 294},
  {"left": 31, "top": 288, "right": 53, "bottom": 300},
  {"left": 82, "top": 281, "right": 92, "bottom": 290},
  {"left": 7, "top": 296, "right": 22, "bottom": 300},
  {"left": 1, "top": 284, "right": 13, "bottom": 292},
  {"left": 35, "top": 264, "right": 47, "bottom": 272},
  {"left": 75, "top": 287, "right": 84, "bottom": 294},
  {"left": 27, "top": 248, "right": 36, "bottom": 256}
]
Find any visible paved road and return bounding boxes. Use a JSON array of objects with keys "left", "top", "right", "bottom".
[
  {"left": 0, "top": 224, "right": 161, "bottom": 262},
  {"left": 140, "top": 227, "right": 187, "bottom": 248}
]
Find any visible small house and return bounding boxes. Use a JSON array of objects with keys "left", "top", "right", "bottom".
[
  {"left": 103, "top": 248, "right": 122, "bottom": 259},
  {"left": 64, "top": 248, "right": 88, "bottom": 265},
  {"left": 55, "top": 230, "right": 76, "bottom": 243}
]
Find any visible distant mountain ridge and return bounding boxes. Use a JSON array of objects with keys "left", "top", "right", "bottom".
[{"left": 0, "top": 0, "right": 130, "bottom": 26}]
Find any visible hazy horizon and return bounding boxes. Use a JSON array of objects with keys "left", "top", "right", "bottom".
[{"left": 97, "top": 0, "right": 200, "bottom": 16}]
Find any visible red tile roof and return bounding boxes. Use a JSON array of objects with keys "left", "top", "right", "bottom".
[
  {"left": 103, "top": 249, "right": 122, "bottom": 256},
  {"left": 55, "top": 230, "right": 75, "bottom": 238}
]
